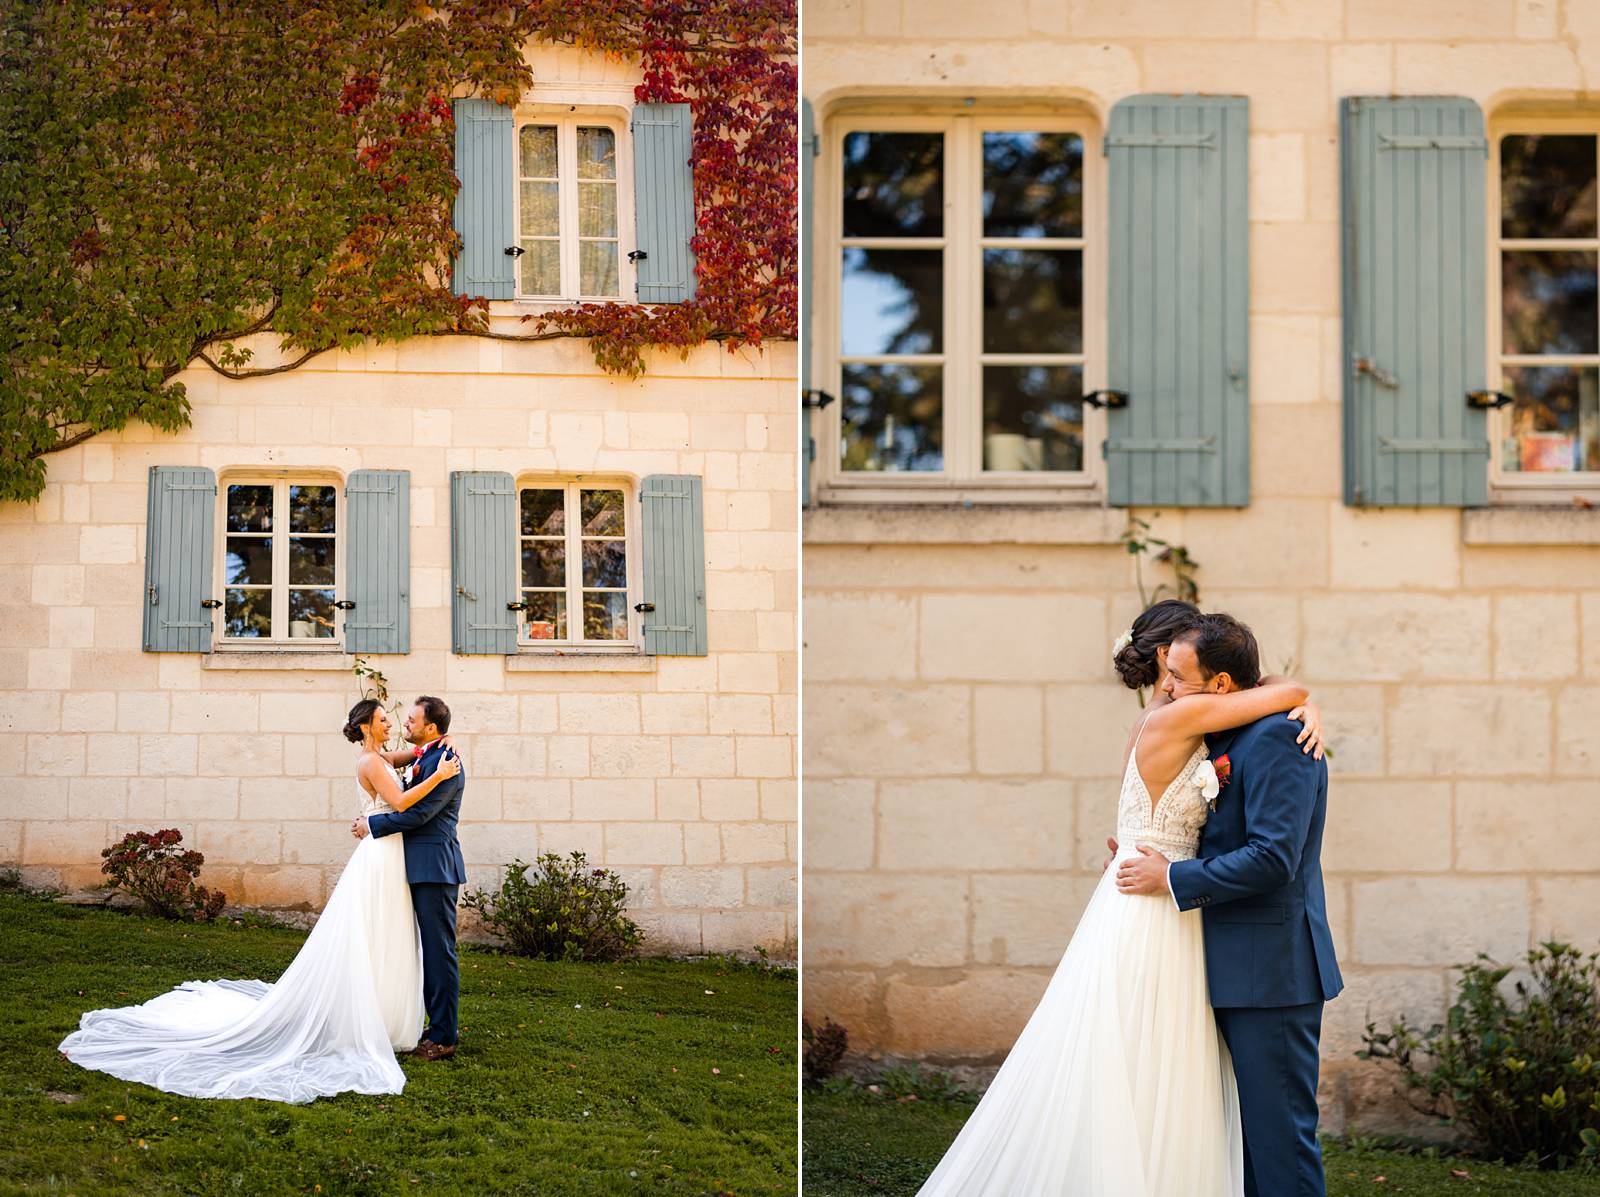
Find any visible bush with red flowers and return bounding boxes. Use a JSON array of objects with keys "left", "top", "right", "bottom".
[{"left": 100, "top": 829, "right": 227, "bottom": 922}]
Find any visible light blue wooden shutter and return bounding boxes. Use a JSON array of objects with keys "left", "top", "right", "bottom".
[
  {"left": 449, "top": 471, "right": 518, "bottom": 654},
  {"left": 344, "top": 470, "right": 410, "bottom": 654},
  {"left": 451, "top": 98, "right": 516, "bottom": 300},
  {"left": 801, "top": 98, "right": 816, "bottom": 506},
  {"left": 639, "top": 474, "right": 707, "bottom": 656},
  {"left": 142, "top": 466, "right": 216, "bottom": 652},
  {"left": 631, "top": 102, "right": 697, "bottom": 303},
  {"left": 1105, "top": 94, "right": 1250, "bottom": 507},
  {"left": 1341, "top": 97, "right": 1490, "bottom": 507}
]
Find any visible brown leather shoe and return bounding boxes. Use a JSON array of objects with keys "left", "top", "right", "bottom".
[{"left": 409, "top": 1039, "right": 456, "bottom": 1061}]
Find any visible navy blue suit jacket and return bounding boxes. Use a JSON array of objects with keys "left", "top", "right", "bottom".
[
  {"left": 368, "top": 742, "right": 466, "bottom": 886},
  {"left": 1168, "top": 713, "right": 1343, "bottom": 1008}
]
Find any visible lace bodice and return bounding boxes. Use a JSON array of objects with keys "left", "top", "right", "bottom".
[
  {"left": 358, "top": 759, "right": 402, "bottom": 817},
  {"left": 1114, "top": 727, "right": 1212, "bottom": 862}
]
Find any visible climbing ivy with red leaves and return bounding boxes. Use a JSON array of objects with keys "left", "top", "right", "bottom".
[
  {"left": 508, "top": 0, "right": 797, "bottom": 374},
  {"left": 0, "top": 0, "right": 794, "bottom": 502}
]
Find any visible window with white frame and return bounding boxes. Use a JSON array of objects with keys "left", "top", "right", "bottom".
[
  {"left": 1494, "top": 123, "right": 1600, "bottom": 487},
  {"left": 826, "top": 113, "right": 1098, "bottom": 493},
  {"left": 517, "top": 481, "right": 633, "bottom": 646},
  {"left": 516, "top": 116, "right": 624, "bottom": 301},
  {"left": 220, "top": 479, "right": 339, "bottom": 643}
]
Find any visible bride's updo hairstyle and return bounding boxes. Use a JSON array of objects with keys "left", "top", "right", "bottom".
[
  {"left": 1113, "top": 599, "right": 1202, "bottom": 690},
  {"left": 343, "top": 698, "right": 382, "bottom": 745}
]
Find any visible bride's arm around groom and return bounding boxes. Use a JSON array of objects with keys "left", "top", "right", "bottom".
[{"left": 359, "top": 747, "right": 465, "bottom": 842}]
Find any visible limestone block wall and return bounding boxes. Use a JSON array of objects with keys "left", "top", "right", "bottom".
[
  {"left": 802, "top": 0, "right": 1600, "bottom": 1129},
  {"left": 0, "top": 334, "right": 799, "bottom": 958}
]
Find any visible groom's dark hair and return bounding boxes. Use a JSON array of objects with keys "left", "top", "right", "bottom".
[
  {"left": 415, "top": 695, "right": 451, "bottom": 736},
  {"left": 1175, "top": 614, "right": 1262, "bottom": 690}
]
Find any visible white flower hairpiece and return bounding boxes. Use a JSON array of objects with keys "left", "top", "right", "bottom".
[{"left": 1111, "top": 627, "right": 1135, "bottom": 660}]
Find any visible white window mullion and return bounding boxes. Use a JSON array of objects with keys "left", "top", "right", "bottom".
[
  {"left": 954, "top": 117, "right": 980, "bottom": 482},
  {"left": 563, "top": 123, "right": 579, "bottom": 302},
  {"left": 272, "top": 480, "right": 289, "bottom": 636},
  {"left": 566, "top": 483, "right": 582, "bottom": 645}
]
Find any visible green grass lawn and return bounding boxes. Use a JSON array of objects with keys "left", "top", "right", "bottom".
[
  {"left": 0, "top": 891, "right": 797, "bottom": 1197},
  {"left": 801, "top": 1087, "right": 1600, "bottom": 1196}
]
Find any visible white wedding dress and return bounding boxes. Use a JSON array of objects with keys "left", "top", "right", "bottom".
[
  {"left": 915, "top": 729, "right": 1244, "bottom": 1197},
  {"left": 59, "top": 763, "right": 424, "bottom": 1103}
]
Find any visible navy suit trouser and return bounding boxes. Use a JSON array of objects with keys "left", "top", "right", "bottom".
[
  {"left": 1214, "top": 1002, "right": 1325, "bottom": 1197},
  {"left": 410, "top": 881, "right": 459, "bottom": 1046}
]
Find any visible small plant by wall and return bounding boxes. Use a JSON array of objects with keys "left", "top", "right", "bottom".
[
  {"left": 463, "top": 850, "right": 644, "bottom": 962},
  {"left": 802, "top": 1016, "right": 849, "bottom": 1086},
  {"left": 100, "top": 829, "right": 227, "bottom": 922},
  {"left": 1360, "top": 942, "right": 1600, "bottom": 1171}
]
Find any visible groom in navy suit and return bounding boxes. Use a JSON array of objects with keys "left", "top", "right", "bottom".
[
  {"left": 1119, "top": 614, "right": 1343, "bottom": 1197},
  {"left": 352, "top": 695, "right": 466, "bottom": 1061}
]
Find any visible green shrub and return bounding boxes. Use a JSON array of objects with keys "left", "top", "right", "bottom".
[
  {"left": 463, "top": 851, "right": 642, "bottom": 962},
  {"left": 100, "top": 829, "right": 226, "bottom": 922},
  {"left": 1361, "top": 941, "right": 1600, "bottom": 1170},
  {"left": 802, "top": 1017, "right": 849, "bottom": 1086},
  {"left": 875, "top": 1063, "right": 975, "bottom": 1104}
]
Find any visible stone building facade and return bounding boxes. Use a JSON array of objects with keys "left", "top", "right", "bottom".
[
  {"left": 801, "top": 0, "right": 1600, "bottom": 1129},
  {"left": 1, "top": 45, "right": 798, "bottom": 959}
]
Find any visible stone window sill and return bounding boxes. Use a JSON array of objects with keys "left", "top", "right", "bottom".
[
  {"left": 803, "top": 503, "right": 1126, "bottom": 546},
  {"left": 1461, "top": 506, "right": 1600, "bottom": 546},
  {"left": 505, "top": 652, "right": 657, "bottom": 673},
  {"left": 202, "top": 650, "right": 354, "bottom": 671}
]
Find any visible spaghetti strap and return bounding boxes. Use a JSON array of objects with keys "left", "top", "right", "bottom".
[{"left": 1124, "top": 712, "right": 1152, "bottom": 777}]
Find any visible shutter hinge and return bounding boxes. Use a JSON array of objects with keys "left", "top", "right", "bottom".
[
  {"left": 1355, "top": 357, "right": 1401, "bottom": 389},
  {"left": 1466, "top": 389, "right": 1514, "bottom": 409},
  {"left": 1106, "top": 437, "right": 1219, "bottom": 453},
  {"left": 1378, "top": 437, "right": 1492, "bottom": 455},
  {"left": 1083, "top": 389, "right": 1129, "bottom": 409},
  {"left": 634, "top": 602, "right": 656, "bottom": 612},
  {"left": 1104, "top": 132, "right": 1217, "bottom": 150},
  {"left": 505, "top": 246, "right": 525, "bottom": 258},
  {"left": 200, "top": 599, "right": 223, "bottom": 609},
  {"left": 334, "top": 600, "right": 356, "bottom": 610},
  {"left": 148, "top": 584, "right": 158, "bottom": 605}
]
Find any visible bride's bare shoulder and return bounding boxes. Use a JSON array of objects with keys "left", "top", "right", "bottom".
[{"left": 354, "top": 751, "right": 385, "bottom": 789}]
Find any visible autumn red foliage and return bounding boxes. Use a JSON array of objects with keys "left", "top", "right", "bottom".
[
  {"left": 508, "top": 0, "right": 798, "bottom": 373},
  {"left": 101, "top": 828, "right": 228, "bottom": 922},
  {"left": 0, "top": 0, "right": 795, "bottom": 501}
]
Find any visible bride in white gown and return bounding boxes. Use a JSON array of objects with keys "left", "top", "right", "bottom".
[
  {"left": 915, "top": 600, "right": 1322, "bottom": 1197},
  {"left": 58, "top": 699, "right": 459, "bottom": 1104}
]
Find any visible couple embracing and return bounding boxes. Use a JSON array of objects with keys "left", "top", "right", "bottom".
[
  {"left": 59, "top": 695, "right": 467, "bottom": 1103},
  {"left": 916, "top": 602, "right": 1344, "bottom": 1197}
]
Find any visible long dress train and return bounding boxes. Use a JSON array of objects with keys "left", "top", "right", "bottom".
[
  {"left": 914, "top": 730, "right": 1244, "bottom": 1196},
  {"left": 58, "top": 765, "right": 424, "bottom": 1104}
]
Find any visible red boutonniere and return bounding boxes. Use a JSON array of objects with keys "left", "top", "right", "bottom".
[{"left": 1214, "top": 754, "right": 1232, "bottom": 787}]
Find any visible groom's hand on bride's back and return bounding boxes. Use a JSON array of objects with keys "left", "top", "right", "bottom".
[{"left": 1102, "top": 836, "right": 1118, "bottom": 871}]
